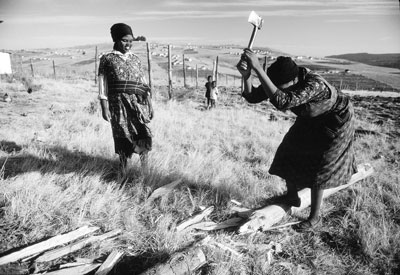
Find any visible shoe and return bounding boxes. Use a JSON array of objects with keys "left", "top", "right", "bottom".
[{"left": 293, "top": 216, "right": 322, "bottom": 232}]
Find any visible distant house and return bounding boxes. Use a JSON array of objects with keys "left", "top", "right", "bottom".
[{"left": 0, "top": 52, "right": 12, "bottom": 74}]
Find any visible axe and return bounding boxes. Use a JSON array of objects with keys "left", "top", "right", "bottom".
[
  {"left": 247, "top": 11, "right": 263, "bottom": 49},
  {"left": 237, "top": 11, "right": 264, "bottom": 72}
]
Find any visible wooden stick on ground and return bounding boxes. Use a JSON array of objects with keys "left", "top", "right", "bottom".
[
  {"left": 0, "top": 225, "right": 100, "bottom": 266},
  {"left": 176, "top": 206, "right": 214, "bottom": 232},
  {"left": 186, "top": 217, "right": 243, "bottom": 232},
  {"left": 35, "top": 229, "right": 122, "bottom": 263},
  {"left": 239, "top": 163, "right": 374, "bottom": 234},
  {"left": 95, "top": 250, "right": 125, "bottom": 275},
  {"left": 146, "top": 179, "right": 182, "bottom": 206},
  {"left": 40, "top": 263, "right": 101, "bottom": 275}
]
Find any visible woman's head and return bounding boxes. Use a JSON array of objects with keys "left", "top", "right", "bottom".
[
  {"left": 267, "top": 56, "right": 299, "bottom": 89},
  {"left": 110, "top": 23, "right": 134, "bottom": 54}
]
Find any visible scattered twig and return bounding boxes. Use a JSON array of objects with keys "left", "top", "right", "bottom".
[{"left": 0, "top": 225, "right": 100, "bottom": 266}]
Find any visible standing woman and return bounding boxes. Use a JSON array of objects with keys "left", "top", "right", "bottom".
[
  {"left": 98, "top": 23, "right": 153, "bottom": 178},
  {"left": 237, "top": 50, "right": 357, "bottom": 231}
]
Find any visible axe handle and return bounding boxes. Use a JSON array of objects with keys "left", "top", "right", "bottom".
[{"left": 248, "top": 26, "right": 258, "bottom": 49}]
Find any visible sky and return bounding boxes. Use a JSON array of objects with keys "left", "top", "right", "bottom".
[{"left": 0, "top": 0, "right": 399, "bottom": 57}]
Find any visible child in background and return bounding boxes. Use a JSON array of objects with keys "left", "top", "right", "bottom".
[{"left": 209, "top": 81, "right": 218, "bottom": 109}]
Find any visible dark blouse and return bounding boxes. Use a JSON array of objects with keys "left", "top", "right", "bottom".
[{"left": 243, "top": 67, "right": 336, "bottom": 118}]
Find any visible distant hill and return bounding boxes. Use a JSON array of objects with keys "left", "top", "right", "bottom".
[{"left": 326, "top": 53, "right": 400, "bottom": 70}]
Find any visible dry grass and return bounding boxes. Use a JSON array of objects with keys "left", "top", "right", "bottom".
[{"left": 0, "top": 77, "right": 399, "bottom": 274}]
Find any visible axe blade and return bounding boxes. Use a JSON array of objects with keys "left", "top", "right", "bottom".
[{"left": 248, "top": 11, "right": 263, "bottom": 29}]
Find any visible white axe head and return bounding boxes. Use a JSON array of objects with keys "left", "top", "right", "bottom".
[{"left": 248, "top": 11, "right": 263, "bottom": 29}]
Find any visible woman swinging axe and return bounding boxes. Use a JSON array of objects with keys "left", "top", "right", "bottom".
[{"left": 237, "top": 49, "right": 357, "bottom": 231}]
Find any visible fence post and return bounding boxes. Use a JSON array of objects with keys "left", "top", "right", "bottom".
[
  {"left": 215, "top": 56, "right": 219, "bottom": 83},
  {"left": 183, "top": 54, "right": 187, "bottom": 88},
  {"left": 19, "top": 56, "right": 23, "bottom": 76},
  {"left": 212, "top": 60, "right": 216, "bottom": 81},
  {"left": 30, "top": 59, "right": 34, "bottom": 77},
  {"left": 263, "top": 55, "right": 268, "bottom": 72},
  {"left": 146, "top": 42, "right": 153, "bottom": 93},
  {"left": 168, "top": 45, "right": 172, "bottom": 100},
  {"left": 94, "top": 46, "right": 98, "bottom": 84},
  {"left": 196, "top": 64, "right": 198, "bottom": 89},
  {"left": 52, "top": 60, "right": 56, "bottom": 79}
]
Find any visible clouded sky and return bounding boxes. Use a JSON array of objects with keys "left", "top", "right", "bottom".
[{"left": 0, "top": 0, "right": 399, "bottom": 56}]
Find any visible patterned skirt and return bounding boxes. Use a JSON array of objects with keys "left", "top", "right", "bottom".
[
  {"left": 108, "top": 93, "right": 152, "bottom": 158},
  {"left": 269, "top": 97, "right": 357, "bottom": 190}
]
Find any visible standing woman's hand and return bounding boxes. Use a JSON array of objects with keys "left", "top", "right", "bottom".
[
  {"left": 100, "top": 99, "right": 111, "bottom": 122},
  {"left": 147, "top": 96, "right": 154, "bottom": 120}
]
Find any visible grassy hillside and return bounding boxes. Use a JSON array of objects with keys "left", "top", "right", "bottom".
[
  {"left": 0, "top": 76, "right": 399, "bottom": 274},
  {"left": 326, "top": 53, "right": 400, "bottom": 70},
  {"left": 6, "top": 42, "right": 400, "bottom": 92}
]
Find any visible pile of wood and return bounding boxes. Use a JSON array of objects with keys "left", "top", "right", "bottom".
[
  {"left": 0, "top": 163, "right": 373, "bottom": 275},
  {"left": 0, "top": 226, "right": 123, "bottom": 275}
]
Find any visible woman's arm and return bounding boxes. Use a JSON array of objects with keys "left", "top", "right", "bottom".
[
  {"left": 236, "top": 54, "right": 268, "bottom": 103},
  {"left": 98, "top": 75, "right": 111, "bottom": 122},
  {"left": 242, "top": 49, "right": 279, "bottom": 99}
]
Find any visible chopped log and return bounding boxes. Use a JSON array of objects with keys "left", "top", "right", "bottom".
[
  {"left": 176, "top": 206, "right": 214, "bottom": 232},
  {"left": 146, "top": 179, "right": 182, "bottom": 205},
  {"left": 41, "top": 263, "right": 101, "bottom": 275},
  {"left": 239, "top": 163, "right": 373, "bottom": 234},
  {"left": 94, "top": 250, "right": 125, "bottom": 275},
  {"left": 188, "top": 217, "right": 243, "bottom": 231},
  {"left": 0, "top": 225, "right": 100, "bottom": 266},
  {"left": 183, "top": 221, "right": 217, "bottom": 232},
  {"left": 231, "top": 206, "right": 253, "bottom": 218},
  {"left": 36, "top": 229, "right": 122, "bottom": 263},
  {"left": 59, "top": 262, "right": 87, "bottom": 269},
  {"left": 139, "top": 247, "right": 206, "bottom": 275}
]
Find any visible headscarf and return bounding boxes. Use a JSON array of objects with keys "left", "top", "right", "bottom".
[
  {"left": 267, "top": 56, "right": 299, "bottom": 86},
  {"left": 110, "top": 23, "right": 133, "bottom": 42}
]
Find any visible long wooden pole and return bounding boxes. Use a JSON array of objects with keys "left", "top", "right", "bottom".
[
  {"left": 168, "top": 45, "right": 172, "bottom": 100},
  {"left": 30, "top": 59, "right": 34, "bottom": 78},
  {"left": 146, "top": 42, "right": 153, "bottom": 93},
  {"left": 196, "top": 64, "right": 198, "bottom": 89},
  {"left": 94, "top": 46, "right": 98, "bottom": 84},
  {"left": 183, "top": 54, "right": 186, "bottom": 88},
  {"left": 212, "top": 60, "right": 216, "bottom": 81},
  {"left": 215, "top": 56, "right": 219, "bottom": 83},
  {"left": 52, "top": 60, "right": 56, "bottom": 79},
  {"left": 263, "top": 55, "right": 268, "bottom": 72}
]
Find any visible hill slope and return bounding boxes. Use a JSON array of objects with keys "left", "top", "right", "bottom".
[{"left": 326, "top": 53, "right": 400, "bottom": 70}]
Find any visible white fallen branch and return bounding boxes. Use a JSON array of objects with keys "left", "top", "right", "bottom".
[
  {"left": 176, "top": 206, "right": 214, "bottom": 232},
  {"left": 189, "top": 217, "right": 243, "bottom": 231},
  {"left": 239, "top": 163, "right": 374, "bottom": 234},
  {"left": 146, "top": 179, "right": 182, "bottom": 205},
  {"left": 95, "top": 250, "right": 125, "bottom": 275},
  {"left": 0, "top": 225, "right": 100, "bottom": 266},
  {"left": 39, "top": 263, "right": 101, "bottom": 275},
  {"left": 36, "top": 229, "right": 122, "bottom": 263}
]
